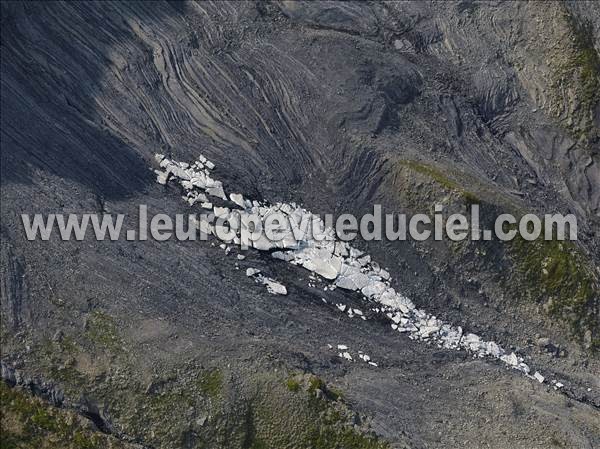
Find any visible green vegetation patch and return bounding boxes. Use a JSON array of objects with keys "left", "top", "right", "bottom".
[
  {"left": 197, "top": 368, "right": 223, "bottom": 398},
  {"left": 236, "top": 374, "right": 389, "bottom": 449},
  {"left": 0, "top": 382, "right": 128, "bottom": 449},
  {"left": 510, "top": 236, "right": 599, "bottom": 349},
  {"left": 547, "top": 8, "right": 600, "bottom": 143},
  {"left": 307, "top": 375, "right": 324, "bottom": 394},
  {"left": 397, "top": 160, "right": 480, "bottom": 205},
  {"left": 5, "top": 352, "right": 390, "bottom": 449},
  {"left": 564, "top": 13, "right": 600, "bottom": 138},
  {"left": 286, "top": 377, "right": 300, "bottom": 392},
  {"left": 84, "top": 311, "right": 123, "bottom": 352},
  {"left": 37, "top": 337, "right": 87, "bottom": 389}
]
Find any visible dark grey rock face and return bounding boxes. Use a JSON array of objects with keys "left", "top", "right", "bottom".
[{"left": 1, "top": 2, "right": 599, "bottom": 448}]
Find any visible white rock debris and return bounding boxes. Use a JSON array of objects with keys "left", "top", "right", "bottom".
[
  {"left": 331, "top": 345, "right": 376, "bottom": 366},
  {"left": 246, "top": 268, "right": 261, "bottom": 277},
  {"left": 340, "top": 352, "right": 353, "bottom": 361},
  {"left": 184, "top": 191, "right": 208, "bottom": 206},
  {"left": 154, "top": 154, "right": 542, "bottom": 379},
  {"left": 262, "top": 277, "right": 288, "bottom": 295},
  {"left": 214, "top": 207, "right": 229, "bottom": 218},
  {"left": 230, "top": 193, "right": 246, "bottom": 208},
  {"left": 246, "top": 266, "right": 287, "bottom": 295}
]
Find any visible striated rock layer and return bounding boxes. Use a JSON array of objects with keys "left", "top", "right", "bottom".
[{"left": 1, "top": 2, "right": 599, "bottom": 448}]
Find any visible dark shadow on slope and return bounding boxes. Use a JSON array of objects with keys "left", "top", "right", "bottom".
[{"left": 0, "top": 1, "right": 185, "bottom": 199}]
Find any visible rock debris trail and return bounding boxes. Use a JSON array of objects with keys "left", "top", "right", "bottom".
[
  {"left": 154, "top": 153, "right": 585, "bottom": 395},
  {"left": 245, "top": 268, "right": 288, "bottom": 295}
]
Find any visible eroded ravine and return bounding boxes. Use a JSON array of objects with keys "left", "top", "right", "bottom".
[{"left": 154, "top": 153, "right": 599, "bottom": 408}]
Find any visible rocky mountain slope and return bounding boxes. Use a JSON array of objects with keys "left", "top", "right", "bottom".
[{"left": 1, "top": 1, "right": 599, "bottom": 448}]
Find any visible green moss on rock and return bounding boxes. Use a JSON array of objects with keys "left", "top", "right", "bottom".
[
  {"left": 510, "top": 236, "right": 600, "bottom": 349},
  {"left": 527, "top": 5, "right": 600, "bottom": 144},
  {"left": 0, "top": 382, "right": 130, "bottom": 449},
  {"left": 561, "top": 12, "right": 600, "bottom": 141},
  {"left": 245, "top": 374, "right": 388, "bottom": 449},
  {"left": 8, "top": 330, "right": 391, "bottom": 449},
  {"left": 286, "top": 378, "right": 300, "bottom": 392},
  {"left": 397, "top": 160, "right": 480, "bottom": 205},
  {"left": 197, "top": 369, "right": 223, "bottom": 398},
  {"left": 84, "top": 311, "right": 123, "bottom": 352}
]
